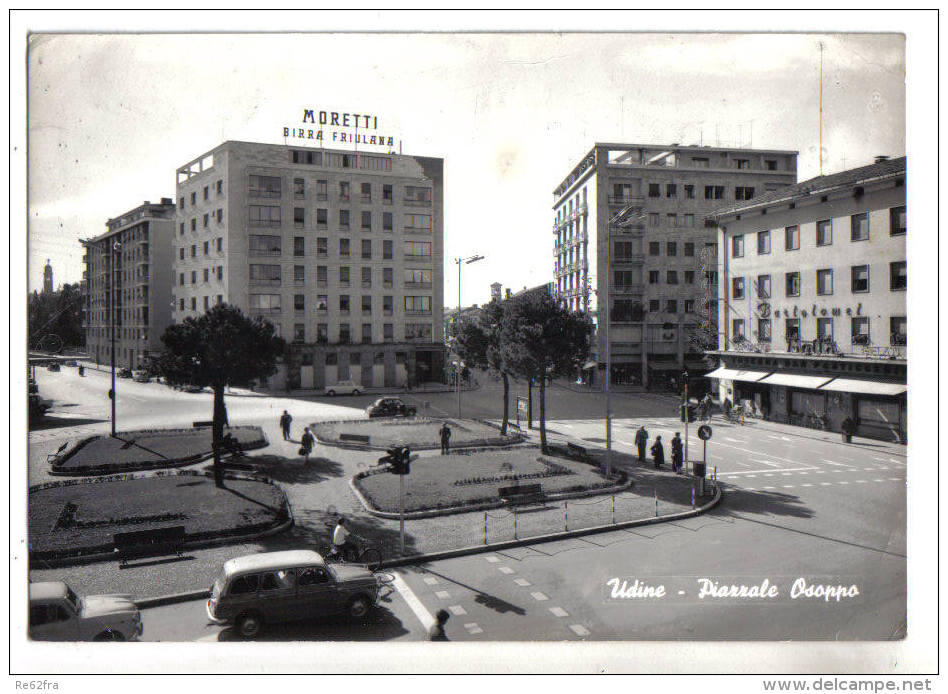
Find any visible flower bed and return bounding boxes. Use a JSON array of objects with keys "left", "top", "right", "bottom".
[
  {"left": 311, "top": 417, "right": 520, "bottom": 450},
  {"left": 51, "top": 426, "right": 267, "bottom": 475},
  {"left": 353, "top": 446, "right": 618, "bottom": 514},
  {"left": 28, "top": 470, "right": 290, "bottom": 565}
]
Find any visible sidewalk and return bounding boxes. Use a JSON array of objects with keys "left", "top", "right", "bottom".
[
  {"left": 29, "top": 416, "right": 707, "bottom": 602},
  {"left": 256, "top": 381, "right": 479, "bottom": 400}
]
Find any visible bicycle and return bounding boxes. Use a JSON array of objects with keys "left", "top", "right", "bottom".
[{"left": 321, "top": 535, "right": 382, "bottom": 572}]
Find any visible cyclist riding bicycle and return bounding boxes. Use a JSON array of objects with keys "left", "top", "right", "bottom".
[{"left": 331, "top": 517, "right": 359, "bottom": 562}]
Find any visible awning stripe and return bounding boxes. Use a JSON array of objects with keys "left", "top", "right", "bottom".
[
  {"left": 819, "top": 378, "right": 906, "bottom": 396},
  {"left": 704, "top": 367, "right": 771, "bottom": 382},
  {"left": 758, "top": 373, "right": 834, "bottom": 389}
]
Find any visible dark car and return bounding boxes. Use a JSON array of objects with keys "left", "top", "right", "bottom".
[
  {"left": 118, "top": 368, "right": 133, "bottom": 379},
  {"left": 366, "top": 397, "right": 417, "bottom": 418},
  {"left": 183, "top": 384, "right": 205, "bottom": 393}
]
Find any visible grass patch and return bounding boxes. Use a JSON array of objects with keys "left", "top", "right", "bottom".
[
  {"left": 312, "top": 417, "right": 517, "bottom": 449},
  {"left": 353, "top": 447, "right": 616, "bottom": 513},
  {"left": 54, "top": 426, "right": 266, "bottom": 473},
  {"left": 28, "top": 473, "right": 288, "bottom": 560}
]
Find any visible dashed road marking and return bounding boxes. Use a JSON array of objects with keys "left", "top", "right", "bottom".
[
  {"left": 514, "top": 578, "right": 532, "bottom": 587},
  {"left": 423, "top": 577, "right": 439, "bottom": 586},
  {"left": 549, "top": 607, "right": 569, "bottom": 617},
  {"left": 889, "top": 478, "right": 902, "bottom": 482},
  {"left": 435, "top": 590, "right": 451, "bottom": 599},
  {"left": 570, "top": 624, "right": 590, "bottom": 637},
  {"left": 449, "top": 605, "right": 467, "bottom": 616},
  {"left": 801, "top": 484, "right": 813, "bottom": 487},
  {"left": 498, "top": 566, "right": 515, "bottom": 575},
  {"left": 822, "top": 459, "right": 855, "bottom": 468},
  {"left": 464, "top": 622, "right": 484, "bottom": 635},
  {"left": 763, "top": 486, "right": 775, "bottom": 489},
  {"left": 855, "top": 480, "right": 867, "bottom": 484},
  {"left": 820, "top": 482, "right": 831, "bottom": 486},
  {"left": 531, "top": 591, "right": 549, "bottom": 601},
  {"left": 485, "top": 556, "right": 500, "bottom": 563},
  {"left": 838, "top": 481, "right": 849, "bottom": 485},
  {"left": 782, "top": 485, "right": 795, "bottom": 489},
  {"left": 873, "top": 479, "right": 885, "bottom": 483}
]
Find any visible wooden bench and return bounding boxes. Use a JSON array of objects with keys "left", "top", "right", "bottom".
[
  {"left": 339, "top": 433, "right": 371, "bottom": 445},
  {"left": 113, "top": 525, "right": 186, "bottom": 566},
  {"left": 498, "top": 483, "right": 544, "bottom": 506}
]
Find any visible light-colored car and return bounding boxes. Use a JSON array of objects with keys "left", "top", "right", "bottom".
[
  {"left": 206, "top": 550, "right": 380, "bottom": 638},
  {"left": 29, "top": 581, "right": 142, "bottom": 641},
  {"left": 324, "top": 380, "right": 361, "bottom": 396},
  {"left": 133, "top": 371, "right": 151, "bottom": 383}
]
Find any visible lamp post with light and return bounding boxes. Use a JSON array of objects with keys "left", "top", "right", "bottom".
[
  {"left": 453, "top": 254, "right": 484, "bottom": 417},
  {"left": 108, "top": 240, "right": 122, "bottom": 437}
]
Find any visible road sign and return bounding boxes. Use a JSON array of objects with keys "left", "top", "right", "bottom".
[{"left": 698, "top": 425, "right": 713, "bottom": 440}]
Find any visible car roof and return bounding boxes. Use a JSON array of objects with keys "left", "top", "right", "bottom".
[
  {"left": 221, "top": 550, "right": 325, "bottom": 576},
  {"left": 30, "top": 581, "right": 69, "bottom": 601}
]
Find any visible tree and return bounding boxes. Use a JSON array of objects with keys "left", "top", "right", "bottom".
[
  {"left": 28, "top": 283, "right": 85, "bottom": 350},
  {"left": 452, "top": 299, "right": 512, "bottom": 434},
  {"left": 500, "top": 291, "right": 592, "bottom": 453},
  {"left": 157, "top": 304, "right": 285, "bottom": 486}
]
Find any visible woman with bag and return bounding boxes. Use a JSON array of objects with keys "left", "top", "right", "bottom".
[{"left": 299, "top": 427, "right": 315, "bottom": 462}]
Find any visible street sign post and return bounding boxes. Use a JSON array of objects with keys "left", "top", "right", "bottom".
[{"left": 696, "top": 425, "right": 712, "bottom": 496}]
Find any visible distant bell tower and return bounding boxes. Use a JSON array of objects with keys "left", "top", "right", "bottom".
[
  {"left": 43, "top": 259, "right": 53, "bottom": 294},
  {"left": 490, "top": 282, "right": 502, "bottom": 302}
]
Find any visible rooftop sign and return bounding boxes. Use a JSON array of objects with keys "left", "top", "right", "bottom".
[{"left": 283, "top": 109, "right": 395, "bottom": 148}]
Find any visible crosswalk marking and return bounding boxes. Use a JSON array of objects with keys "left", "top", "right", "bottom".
[
  {"left": 549, "top": 607, "right": 569, "bottom": 617},
  {"left": 464, "top": 622, "right": 484, "bottom": 635},
  {"left": 435, "top": 590, "right": 451, "bottom": 599},
  {"left": 498, "top": 566, "right": 515, "bottom": 574},
  {"left": 449, "top": 605, "right": 467, "bottom": 616},
  {"left": 570, "top": 624, "right": 590, "bottom": 637},
  {"left": 423, "top": 577, "right": 439, "bottom": 586},
  {"left": 485, "top": 556, "right": 500, "bottom": 563},
  {"left": 514, "top": 578, "right": 531, "bottom": 587},
  {"left": 531, "top": 591, "right": 549, "bottom": 601}
]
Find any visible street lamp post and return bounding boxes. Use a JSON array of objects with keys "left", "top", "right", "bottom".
[
  {"left": 109, "top": 241, "right": 121, "bottom": 437},
  {"left": 454, "top": 254, "right": 484, "bottom": 418},
  {"left": 682, "top": 369, "right": 689, "bottom": 469}
]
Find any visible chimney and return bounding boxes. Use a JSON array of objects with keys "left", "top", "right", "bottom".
[{"left": 874, "top": 155, "right": 889, "bottom": 164}]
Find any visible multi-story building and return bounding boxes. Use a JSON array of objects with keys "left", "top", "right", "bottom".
[
  {"left": 552, "top": 143, "right": 797, "bottom": 387},
  {"left": 172, "top": 141, "right": 445, "bottom": 389},
  {"left": 81, "top": 199, "right": 176, "bottom": 370},
  {"left": 706, "top": 156, "right": 906, "bottom": 441}
]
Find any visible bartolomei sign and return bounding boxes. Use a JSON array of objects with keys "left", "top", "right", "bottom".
[{"left": 283, "top": 109, "right": 395, "bottom": 147}]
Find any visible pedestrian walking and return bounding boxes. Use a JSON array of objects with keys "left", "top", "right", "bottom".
[
  {"left": 634, "top": 425, "right": 649, "bottom": 463},
  {"left": 280, "top": 410, "right": 293, "bottom": 441},
  {"left": 428, "top": 609, "right": 450, "bottom": 641},
  {"left": 222, "top": 403, "right": 230, "bottom": 429},
  {"left": 722, "top": 397, "right": 732, "bottom": 421},
  {"left": 671, "top": 432, "right": 683, "bottom": 473},
  {"left": 440, "top": 422, "right": 452, "bottom": 455},
  {"left": 702, "top": 394, "right": 713, "bottom": 421},
  {"left": 299, "top": 427, "right": 315, "bottom": 462},
  {"left": 651, "top": 436, "right": 665, "bottom": 469}
]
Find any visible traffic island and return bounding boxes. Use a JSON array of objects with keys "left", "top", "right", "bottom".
[
  {"left": 49, "top": 425, "right": 268, "bottom": 476},
  {"left": 311, "top": 416, "right": 522, "bottom": 451},
  {"left": 28, "top": 470, "right": 292, "bottom": 567}
]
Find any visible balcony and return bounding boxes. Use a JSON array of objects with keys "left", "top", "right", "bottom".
[
  {"left": 612, "top": 254, "right": 645, "bottom": 264},
  {"left": 404, "top": 226, "right": 432, "bottom": 235},
  {"left": 250, "top": 307, "right": 282, "bottom": 315},
  {"left": 608, "top": 195, "right": 645, "bottom": 206},
  {"left": 405, "top": 281, "right": 432, "bottom": 290},
  {"left": 405, "top": 309, "right": 432, "bottom": 317},
  {"left": 404, "top": 198, "right": 431, "bottom": 208},
  {"left": 250, "top": 279, "right": 282, "bottom": 287},
  {"left": 612, "top": 283, "right": 645, "bottom": 295},
  {"left": 404, "top": 254, "right": 432, "bottom": 262}
]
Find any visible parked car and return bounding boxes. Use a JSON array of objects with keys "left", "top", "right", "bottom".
[
  {"left": 133, "top": 371, "right": 151, "bottom": 383},
  {"left": 324, "top": 380, "right": 362, "bottom": 396},
  {"left": 64, "top": 360, "right": 78, "bottom": 367},
  {"left": 47, "top": 363, "right": 60, "bottom": 372},
  {"left": 206, "top": 550, "right": 381, "bottom": 638},
  {"left": 118, "top": 368, "right": 133, "bottom": 379},
  {"left": 366, "top": 397, "right": 417, "bottom": 418},
  {"left": 29, "top": 581, "right": 142, "bottom": 641},
  {"left": 183, "top": 384, "right": 205, "bottom": 393}
]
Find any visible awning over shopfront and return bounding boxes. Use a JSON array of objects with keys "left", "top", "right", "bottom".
[
  {"left": 704, "top": 367, "right": 771, "bottom": 382},
  {"left": 819, "top": 378, "right": 907, "bottom": 396},
  {"left": 582, "top": 360, "right": 597, "bottom": 370},
  {"left": 757, "top": 373, "right": 834, "bottom": 389}
]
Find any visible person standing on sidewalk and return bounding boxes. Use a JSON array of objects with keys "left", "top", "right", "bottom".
[
  {"left": 428, "top": 609, "right": 450, "bottom": 641},
  {"left": 280, "top": 410, "right": 293, "bottom": 441},
  {"left": 651, "top": 436, "right": 665, "bottom": 469},
  {"left": 299, "top": 427, "right": 315, "bottom": 462},
  {"left": 671, "top": 432, "right": 683, "bottom": 473},
  {"left": 634, "top": 425, "right": 649, "bottom": 463},
  {"left": 440, "top": 422, "right": 452, "bottom": 455}
]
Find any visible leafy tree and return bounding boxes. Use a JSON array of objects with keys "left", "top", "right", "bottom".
[
  {"left": 28, "top": 283, "right": 85, "bottom": 350},
  {"left": 500, "top": 291, "right": 592, "bottom": 453},
  {"left": 157, "top": 304, "right": 285, "bottom": 486},
  {"left": 452, "top": 299, "right": 512, "bottom": 434}
]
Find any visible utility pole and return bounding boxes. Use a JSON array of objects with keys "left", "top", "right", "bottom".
[
  {"left": 453, "top": 254, "right": 484, "bottom": 417},
  {"left": 108, "top": 242, "right": 121, "bottom": 437}
]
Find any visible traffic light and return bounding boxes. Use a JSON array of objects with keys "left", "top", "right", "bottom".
[{"left": 384, "top": 446, "right": 411, "bottom": 475}]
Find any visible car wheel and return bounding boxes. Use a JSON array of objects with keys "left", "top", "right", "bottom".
[
  {"left": 236, "top": 612, "right": 263, "bottom": 638},
  {"left": 93, "top": 629, "right": 125, "bottom": 641},
  {"left": 327, "top": 390, "right": 335, "bottom": 397},
  {"left": 353, "top": 389, "right": 360, "bottom": 396},
  {"left": 347, "top": 595, "right": 371, "bottom": 620}
]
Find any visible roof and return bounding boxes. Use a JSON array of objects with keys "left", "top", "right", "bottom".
[
  {"left": 30, "top": 581, "right": 69, "bottom": 601},
  {"left": 221, "top": 550, "right": 325, "bottom": 575},
  {"left": 708, "top": 156, "right": 906, "bottom": 220}
]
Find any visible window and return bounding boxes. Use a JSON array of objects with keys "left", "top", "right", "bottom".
[
  {"left": 339, "top": 295, "right": 350, "bottom": 313},
  {"left": 732, "top": 319, "right": 745, "bottom": 340},
  {"left": 890, "top": 261, "right": 906, "bottom": 291},
  {"left": 179, "top": 298, "right": 185, "bottom": 311},
  {"left": 757, "top": 319, "right": 772, "bottom": 342},
  {"left": 732, "top": 276, "right": 745, "bottom": 299},
  {"left": 383, "top": 268, "right": 393, "bottom": 288},
  {"left": 648, "top": 213, "right": 660, "bottom": 227},
  {"left": 405, "top": 214, "right": 432, "bottom": 232},
  {"left": 817, "top": 317, "right": 833, "bottom": 340},
  {"left": 404, "top": 241, "right": 432, "bottom": 259},
  {"left": 785, "top": 318, "right": 800, "bottom": 342},
  {"left": 666, "top": 242, "right": 677, "bottom": 256},
  {"left": 816, "top": 269, "right": 833, "bottom": 295},
  {"left": 665, "top": 184, "right": 677, "bottom": 198},
  {"left": 785, "top": 225, "right": 800, "bottom": 251},
  {"left": 851, "top": 213, "right": 869, "bottom": 241},
  {"left": 757, "top": 230, "right": 771, "bottom": 255},
  {"left": 649, "top": 242, "right": 660, "bottom": 256},
  {"left": 693, "top": 157, "right": 709, "bottom": 168},
  {"left": 404, "top": 296, "right": 432, "bottom": 314},
  {"left": 684, "top": 184, "right": 695, "bottom": 199},
  {"left": 203, "top": 213, "right": 209, "bottom": 228},
  {"left": 340, "top": 238, "right": 350, "bottom": 258},
  {"left": 216, "top": 179, "right": 223, "bottom": 195},
  {"left": 649, "top": 299, "right": 660, "bottom": 312},
  {"left": 314, "top": 323, "right": 328, "bottom": 344},
  {"left": 705, "top": 185, "right": 724, "bottom": 200},
  {"left": 734, "top": 186, "right": 755, "bottom": 200},
  {"left": 383, "top": 184, "right": 393, "bottom": 204},
  {"left": 666, "top": 300, "right": 677, "bottom": 313},
  {"left": 338, "top": 324, "right": 351, "bottom": 343},
  {"left": 361, "top": 210, "right": 372, "bottom": 230},
  {"left": 294, "top": 265, "right": 305, "bottom": 284},
  {"left": 316, "top": 266, "right": 328, "bottom": 287},
  {"left": 316, "top": 208, "right": 328, "bottom": 228},
  {"left": 361, "top": 182, "right": 372, "bottom": 202},
  {"left": 383, "top": 295, "right": 394, "bottom": 315},
  {"left": 648, "top": 270, "right": 660, "bottom": 284},
  {"left": 191, "top": 218, "right": 196, "bottom": 232},
  {"left": 216, "top": 237, "right": 223, "bottom": 252},
  {"left": 816, "top": 219, "right": 832, "bottom": 246},
  {"left": 684, "top": 270, "right": 695, "bottom": 284},
  {"left": 362, "top": 295, "right": 372, "bottom": 315},
  {"left": 179, "top": 273, "right": 185, "bottom": 286},
  {"left": 648, "top": 183, "right": 660, "bottom": 198},
  {"left": 249, "top": 175, "right": 281, "bottom": 199},
  {"left": 216, "top": 208, "right": 223, "bottom": 223},
  {"left": 316, "top": 237, "right": 328, "bottom": 257},
  {"left": 249, "top": 205, "right": 281, "bottom": 227},
  {"left": 684, "top": 242, "right": 695, "bottom": 257},
  {"left": 890, "top": 206, "right": 906, "bottom": 236},
  {"left": 339, "top": 266, "right": 350, "bottom": 286},
  {"left": 765, "top": 159, "right": 778, "bottom": 171},
  {"left": 293, "top": 237, "right": 305, "bottom": 257},
  {"left": 362, "top": 239, "right": 372, "bottom": 259},
  {"left": 405, "top": 269, "right": 432, "bottom": 287},
  {"left": 316, "top": 294, "right": 328, "bottom": 312},
  {"left": 339, "top": 181, "right": 350, "bottom": 201},
  {"left": 190, "top": 244, "right": 197, "bottom": 258},
  {"left": 851, "top": 317, "right": 870, "bottom": 345},
  {"left": 294, "top": 207, "right": 305, "bottom": 228},
  {"left": 382, "top": 212, "right": 393, "bottom": 231},
  {"left": 249, "top": 294, "right": 281, "bottom": 314},
  {"left": 179, "top": 248, "right": 185, "bottom": 260},
  {"left": 383, "top": 240, "right": 393, "bottom": 259},
  {"left": 734, "top": 159, "right": 749, "bottom": 170},
  {"left": 294, "top": 178, "right": 304, "bottom": 198},
  {"left": 190, "top": 192, "right": 196, "bottom": 205},
  {"left": 757, "top": 275, "right": 771, "bottom": 298},
  {"left": 178, "top": 197, "right": 184, "bottom": 210},
  {"left": 292, "top": 294, "right": 304, "bottom": 312},
  {"left": 361, "top": 323, "right": 372, "bottom": 343},
  {"left": 683, "top": 214, "right": 694, "bottom": 228},
  {"left": 203, "top": 268, "right": 209, "bottom": 283},
  {"left": 202, "top": 186, "right": 208, "bottom": 201},
  {"left": 217, "top": 266, "right": 223, "bottom": 281},
  {"left": 339, "top": 209, "right": 350, "bottom": 229},
  {"left": 179, "top": 223, "right": 185, "bottom": 236},
  {"left": 381, "top": 323, "right": 394, "bottom": 342},
  {"left": 731, "top": 235, "right": 744, "bottom": 258},
  {"left": 684, "top": 300, "right": 695, "bottom": 313},
  {"left": 851, "top": 265, "right": 870, "bottom": 293},
  {"left": 361, "top": 266, "right": 372, "bottom": 288},
  {"left": 785, "top": 271, "right": 800, "bottom": 297},
  {"left": 405, "top": 186, "right": 432, "bottom": 205},
  {"left": 667, "top": 271, "right": 678, "bottom": 285},
  {"left": 890, "top": 316, "right": 906, "bottom": 345},
  {"left": 316, "top": 179, "right": 328, "bottom": 201}
]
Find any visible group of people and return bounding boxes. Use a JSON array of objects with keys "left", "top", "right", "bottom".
[
  {"left": 280, "top": 410, "right": 315, "bottom": 461},
  {"left": 634, "top": 425, "right": 685, "bottom": 474}
]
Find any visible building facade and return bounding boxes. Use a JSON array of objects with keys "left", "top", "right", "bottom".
[
  {"left": 172, "top": 141, "right": 445, "bottom": 390},
  {"left": 707, "top": 156, "right": 906, "bottom": 441},
  {"left": 81, "top": 199, "right": 176, "bottom": 370},
  {"left": 552, "top": 143, "right": 797, "bottom": 387}
]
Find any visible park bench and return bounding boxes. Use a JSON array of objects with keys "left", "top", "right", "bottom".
[
  {"left": 339, "top": 433, "right": 371, "bottom": 445},
  {"left": 192, "top": 420, "right": 213, "bottom": 428},
  {"left": 498, "top": 483, "right": 545, "bottom": 506},
  {"left": 113, "top": 525, "right": 186, "bottom": 566}
]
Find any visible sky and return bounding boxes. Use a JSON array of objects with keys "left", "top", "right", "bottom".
[{"left": 26, "top": 27, "right": 906, "bottom": 306}]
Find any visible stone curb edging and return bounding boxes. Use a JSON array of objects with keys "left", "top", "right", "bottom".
[
  {"left": 311, "top": 416, "right": 524, "bottom": 453},
  {"left": 131, "top": 484, "right": 722, "bottom": 609}
]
